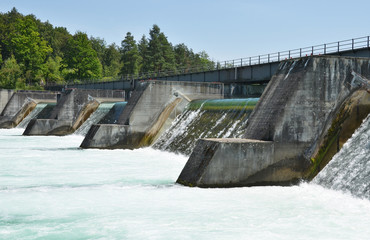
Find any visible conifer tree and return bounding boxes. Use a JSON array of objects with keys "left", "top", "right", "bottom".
[
  {"left": 147, "top": 24, "right": 175, "bottom": 73},
  {"left": 138, "top": 35, "right": 149, "bottom": 73},
  {"left": 103, "top": 43, "right": 121, "bottom": 78},
  {"left": 120, "top": 32, "right": 140, "bottom": 75}
]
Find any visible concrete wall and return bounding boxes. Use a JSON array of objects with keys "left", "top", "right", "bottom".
[
  {"left": 177, "top": 139, "right": 274, "bottom": 187},
  {"left": 24, "top": 89, "right": 125, "bottom": 135},
  {"left": 0, "top": 89, "right": 14, "bottom": 114},
  {"left": 177, "top": 56, "right": 370, "bottom": 187},
  {"left": 0, "top": 90, "right": 57, "bottom": 128},
  {"left": 81, "top": 81, "right": 224, "bottom": 149}
]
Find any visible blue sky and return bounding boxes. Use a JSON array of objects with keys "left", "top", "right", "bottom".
[{"left": 1, "top": 0, "right": 369, "bottom": 61}]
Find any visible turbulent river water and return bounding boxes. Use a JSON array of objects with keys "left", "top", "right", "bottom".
[{"left": 1, "top": 128, "right": 369, "bottom": 240}]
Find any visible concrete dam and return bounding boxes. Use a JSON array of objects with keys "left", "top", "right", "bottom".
[
  {"left": 80, "top": 81, "right": 224, "bottom": 149},
  {"left": 0, "top": 55, "right": 369, "bottom": 200},
  {"left": 23, "top": 89, "right": 125, "bottom": 136},
  {"left": 177, "top": 56, "right": 370, "bottom": 192},
  {"left": 152, "top": 98, "right": 259, "bottom": 155},
  {"left": 0, "top": 90, "right": 57, "bottom": 129}
]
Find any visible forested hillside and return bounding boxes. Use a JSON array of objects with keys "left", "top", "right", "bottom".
[{"left": 0, "top": 8, "right": 214, "bottom": 89}]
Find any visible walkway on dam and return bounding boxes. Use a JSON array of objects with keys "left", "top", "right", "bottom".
[{"left": 46, "top": 36, "right": 370, "bottom": 93}]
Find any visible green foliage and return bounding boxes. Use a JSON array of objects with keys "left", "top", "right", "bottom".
[
  {"left": 0, "top": 55, "right": 22, "bottom": 89},
  {"left": 9, "top": 16, "right": 52, "bottom": 84},
  {"left": 0, "top": 7, "right": 22, "bottom": 61},
  {"left": 138, "top": 35, "right": 149, "bottom": 72},
  {"left": 147, "top": 24, "right": 176, "bottom": 72},
  {"left": 41, "top": 56, "right": 64, "bottom": 84},
  {"left": 173, "top": 44, "right": 214, "bottom": 73},
  {"left": 52, "top": 27, "right": 72, "bottom": 58},
  {"left": 120, "top": 25, "right": 214, "bottom": 76},
  {"left": 120, "top": 32, "right": 141, "bottom": 76},
  {"left": 0, "top": 8, "right": 214, "bottom": 89},
  {"left": 103, "top": 43, "right": 121, "bottom": 77},
  {"left": 63, "top": 31, "right": 102, "bottom": 81},
  {"left": 90, "top": 37, "right": 106, "bottom": 64}
]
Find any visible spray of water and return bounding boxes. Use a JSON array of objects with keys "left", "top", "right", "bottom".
[
  {"left": 75, "top": 102, "right": 115, "bottom": 136},
  {"left": 153, "top": 98, "right": 258, "bottom": 155},
  {"left": 313, "top": 113, "right": 370, "bottom": 200},
  {"left": 17, "top": 103, "right": 48, "bottom": 129}
]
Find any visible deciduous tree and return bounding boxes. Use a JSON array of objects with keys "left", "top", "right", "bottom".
[
  {"left": 9, "top": 16, "right": 52, "bottom": 84},
  {"left": 63, "top": 31, "right": 102, "bottom": 81}
]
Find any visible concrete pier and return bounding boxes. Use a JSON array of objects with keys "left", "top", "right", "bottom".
[
  {"left": 177, "top": 138, "right": 275, "bottom": 187},
  {"left": 0, "top": 90, "right": 57, "bottom": 128},
  {"left": 81, "top": 81, "right": 223, "bottom": 149},
  {"left": 0, "top": 89, "right": 14, "bottom": 114},
  {"left": 23, "top": 89, "right": 125, "bottom": 135},
  {"left": 177, "top": 56, "right": 370, "bottom": 187}
]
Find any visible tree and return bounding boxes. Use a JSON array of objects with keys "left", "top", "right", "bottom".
[
  {"left": 147, "top": 24, "right": 175, "bottom": 73},
  {"left": 174, "top": 43, "right": 193, "bottom": 72},
  {"left": 103, "top": 43, "right": 121, "bottom": 78},
  {"left": 52, "top": 27, "right": 72, "bottom": 58},
  {"left": 120, "top": 32, "right": 140, "bottom": 75},
  {"left": 90, "top": 36, "right": 106, "bottom": 64},
  {"left": 63, "top": 31, "right": 102, "bottom": 81},
  {"left": 0, "top": 55, "right": 22, "bottom": 89},
  {"left": 0, "top": 8, "right": 22, "bottom": 61},
  {"left": 193, "top": 51, "right": 215, "bottom": 70},
  {"left": 138, "top": 35, "right": 149, "bottom": 73},
  {"left": 9, "top": 16, "right": 52, "bottom": 84},
  {"left": 41, "top": 56, "right": 64, "bottom": 84},
  {"left": 0, "top": 9, "right": 215, "bottom": 88}
]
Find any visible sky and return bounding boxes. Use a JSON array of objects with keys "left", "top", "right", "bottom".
[{"left": 1, "top": 0, "right": 369, "bottom": 62}]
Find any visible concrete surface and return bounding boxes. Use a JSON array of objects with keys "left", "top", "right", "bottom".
[
  {"left": 81, "top": 81, "right": 224, "bottom": 149},
  {"left": 177, "top": 56, "right": 370, "bottom": 187},
  {"left": 23, "top": 89, "right": 125, "bottom": 135}
]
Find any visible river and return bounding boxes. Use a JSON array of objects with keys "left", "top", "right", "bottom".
[{"left": 0, "top": 128, "right": 369, "bottom": 239}]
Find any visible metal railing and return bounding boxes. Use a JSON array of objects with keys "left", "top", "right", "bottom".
[
  {"left": 219, "top": 36, "right": 370, "bottom": 68},
  {"left": 47, "top": 35, "right": 370, "bottom": 86}
]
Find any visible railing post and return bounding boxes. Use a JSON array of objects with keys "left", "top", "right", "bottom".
[
  {"left": 368, "top": 36, "right": 369, "bottom": 48},
  {"left": 278, "top": 52, "right": 280, "bottom": 61},
  {"left": 224, "top": 61, "right": 226, "bottom": 68},
  {"left": 258, "top": 56, "right": 260, "bottom": 64},
  {"left": 299, "top": 48, "right": 301, "bottom": 57},
  {"left": 288, "top": 50, "right": 290, "bottom": 59},
  {"left": 352, "top": 39, "right": 354, "bottom": 50},
  {"left": 324, "top": 44, "right": 326, "bottom": 54},
  {"left": 249, "top": 57, "right": 251, "bottom": 66},
  {"left": 338, "top": 41, "right": 340, "bottom": 52},
  {"left": 312, "top": 46, "right": 314, "bottom": 55},
  {"left": 268, "top": 54, "right": 270, "bottom": 63},
  {"left": 241, "top": 58, "right": 243, "bottom": 66},
  {"left": 233, "top": 60, "right": 234, "bottom": 67}
]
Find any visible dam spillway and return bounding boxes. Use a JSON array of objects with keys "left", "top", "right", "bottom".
[
  {"left": 0, "top": 56, "right": 368, "bottom": 193},
  {"left": 153, "top": 98, "right": 258, "bottom": 155},
  {"left": 177, "top": 56, "right": 370, "bottom": 188},
  {"left": 23, "top": 89, "right": 126, "bottom": 136},
  {"left": 1, "top": 127, "right": 369, "bottom": 239},
  {"left": 74, "top": 102, "right": 127, "bottom": 136},
  {"left": 17, "top": 103, "right": 48, "bottom": 129},
  {"left": 0, "top": 90, "right": 57, "bottom": 129},
  {"left": 80, "top": 81, "right": 224, "bottom": 149},
  {"left": 313, "top": 113, "right": 370, "bottom": 200}
]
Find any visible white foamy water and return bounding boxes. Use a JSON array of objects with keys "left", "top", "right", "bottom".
[
  {"left": 313, "top": 113, "right": 370, "bottom": 199},
  {"left": 1, "top": 128, "right": 369, "bottom": 240},
  {"left": 17, "top": 103, "right": 47, "bottom": 129},
  {"left": 75, "top": 102, "right": 116, "bottom": 136}
]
